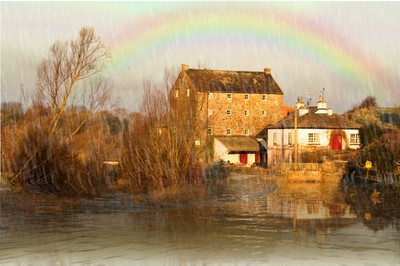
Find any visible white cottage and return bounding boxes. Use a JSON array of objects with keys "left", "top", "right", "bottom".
[
  {"left": 266, "top": 96, "right": 361, "bottom": 166},
  {"left": 213, "top": 136, "right": 265, "bottom": 166}
]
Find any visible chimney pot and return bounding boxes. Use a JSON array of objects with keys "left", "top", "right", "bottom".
[
  {"left": 181, "top": 64, "right": 189, "bottom": 71},
  {"left": 264, "top": 68, "right": 271, "bottom": 74}
]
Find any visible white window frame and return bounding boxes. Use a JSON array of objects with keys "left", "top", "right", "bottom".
[
  {"left": 350, "top": 133, "right": 360, "bottom": 144},
  {"left": 227, "top": 109, "right": 232, "bottom": 116},
  {"left": 273, "top": 132, "right": 277, "bottom": 145},
  {"left": 244, "top": 110, "right": 249, "bottom": 116},
  {"left": 175, "top": 89, "right": 179, "bottom": 98},
  {"left": 208, "top": 109, "right": 213, "bottom": 116},
  {"left": 308, "top": 133, "right": 320, "bottom": 145},
  {"left": 227, "top": 128, "right": 231, "bottom": 136},
  {"left": 244, "top": 94, "right": 249, "bottom": 101},
  {"left": 227, "top": 93, "right": 232, "bottom": 100},
  {"left": 245, "top": 129, "right": 250, "bottom": 136},
  {"left": 262, "top": 94, "right": 267, "bottom": 101},
  {"left": 288, "top": 132, "right": 293, "bottom": 145},
  {"left": 262, "top": 110, "right": 267, "bottom": 116},
  {"left": 187, "top": 88, "right": 190, "bottom": 97}
]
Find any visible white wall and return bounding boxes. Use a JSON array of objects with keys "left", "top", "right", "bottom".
[{"left": 214, "top": 138, "right": 229, "bottom": 162}]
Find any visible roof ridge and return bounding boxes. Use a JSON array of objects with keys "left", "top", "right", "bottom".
[{"left": 188, "top": 68, "right": 268, "bottom": 74}]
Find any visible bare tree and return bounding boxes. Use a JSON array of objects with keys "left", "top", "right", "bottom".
[
  {"left": 1, "top": 27, "right": 115, "bottom": 196},
  {"left": 122, "top": 70, "right": 208, "bottom": 190},
  {"left": 34, "top": 27, "right": 110, "bottom": 135}
]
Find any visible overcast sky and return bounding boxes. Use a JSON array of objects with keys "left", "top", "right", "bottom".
[{"left": 2, "top": 1, "right": 400, "bottom": 113}]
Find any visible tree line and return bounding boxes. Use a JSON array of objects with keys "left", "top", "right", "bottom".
[{"left": 1, "top": 27, "right": 212, "bottom": 196}]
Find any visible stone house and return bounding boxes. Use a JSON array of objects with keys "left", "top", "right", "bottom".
[
  {"left": 265, "top": 96, "right": 362, "bottom": 166},
  {"left": 171, "top": 64, "right": 285, "bottom": 165}
]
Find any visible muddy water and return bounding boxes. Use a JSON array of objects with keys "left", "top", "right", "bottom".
[{"left": 1, "top": 178, "right": 399, "bottom": 265}]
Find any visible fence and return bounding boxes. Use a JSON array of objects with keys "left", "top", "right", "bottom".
[
  {"left": 369, "top": 172, "right": 400, "bottom": 184},
  {"left": 280, "top": 163, "right": 321, "bottom": 172}
]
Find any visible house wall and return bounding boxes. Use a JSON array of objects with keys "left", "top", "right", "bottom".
[{"left": 267, "top": 128, "right": 361, "bottom": 166}]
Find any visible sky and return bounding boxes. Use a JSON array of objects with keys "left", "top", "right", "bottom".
[{"left": 1, "top": 1, "right": 400, "bottom": 114}]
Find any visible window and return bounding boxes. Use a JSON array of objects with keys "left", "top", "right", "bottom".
[
  {"left": 244, "top": 94, "right": 249, "bottom": 100},
  {"left": 207, "top": 128, "right": 213, "bottom": 135},
  {"left": 262, "top": 110, "right": 267, "bottom": 116},
  {"left": 350, "top": 133, "right": 360, "bottom": 144},
  {"left": 288, "top": 132, "right": 293, "bottom": 145},
  {"left": 187, "top": 88, "right": 190, "bottom": 97},
  {"left": 245, "top": 129, "right": 250, "bottom": 136},
  {"left": 227, "top": 93, "right": 232, "bottom": 100},
  {"left": 308, "top": 133, "right": 320, "bottom": 144},
  {"left": 208, "top": 109, "right": 213, "bottom": 116},
  {"left": 227, "top": 109, "right": 232, "bottom": 116},
  {"left": 262, "top": 94, "right": 267, "bottom": 101},
  {"left": 227, "top": 128, "right": 231, "bottom": 135},
  {"left": 244, "top": 110, "right": 249, "bottom": 116},
  {"left": 273, "top": 132, "right": 277, "bottom": 145},
  {"left": 208, "top": 92, "right": 213, "bottom": 99},
  {"left": 175, "top": 90, "right": 179, "bottom": 98}
]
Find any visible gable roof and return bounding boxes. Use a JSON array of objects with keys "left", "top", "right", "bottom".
[
  {"left": 267, "top": 112, "right": 361, "bottom": 130},
  {"left": 182, "top": 68, "right": 283, "bottom": 95},
  {"left": 215, "top": 136, "right": 261, "bottom": 152}
]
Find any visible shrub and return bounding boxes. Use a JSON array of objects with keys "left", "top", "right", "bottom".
[{"left": 204, "top": 160, "right": 230, "bottom": 183}]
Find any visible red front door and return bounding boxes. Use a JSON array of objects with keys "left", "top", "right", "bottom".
[
  {"left": 331, "top": 134, "right": 342, "bottom": 150},
  {"left": 239, "top": 154, "right": 248, "bottom": 164}
]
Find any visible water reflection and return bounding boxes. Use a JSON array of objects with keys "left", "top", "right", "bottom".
[{"left": 1, "top": 178, "right": 399, "bottom": 264}]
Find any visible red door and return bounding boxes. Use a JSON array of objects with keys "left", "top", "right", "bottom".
[
  {"left": 331, "top": 134, "right": 342, "bottom": 150},
  {"left": 239, "top": 154, "right": 248, "bottom": 164},
  {"left": 255, "top": 153, "right": 260, "bottom": 163}
]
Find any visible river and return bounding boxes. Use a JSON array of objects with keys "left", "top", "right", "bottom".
[{"left": 1, "top": 176, "right": 399, "bottom": 265}]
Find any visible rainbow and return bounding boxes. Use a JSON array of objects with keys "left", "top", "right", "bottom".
[{"left": 104, "top": 3, "right": 394, "bottom": 99}]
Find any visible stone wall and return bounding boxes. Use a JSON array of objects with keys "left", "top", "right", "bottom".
[{"left": 204, "top": 92, "right": 284, "bottom": 136}]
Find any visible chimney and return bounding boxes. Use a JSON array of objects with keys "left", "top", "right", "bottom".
[
  {"left": 327, "top": 108, "right": 333, "bottom": 116},
  {"left": 295, "top": 96, "right": 305, "bottom": 109},
  {"left": 298, "top": 106, "right": 309, "bottom": 116},
  {"left": 264, "top": 68, "right": 271, "bottom": 74},
  {"left": 181, "top": 64, "right": 189, "bottom": 71}
]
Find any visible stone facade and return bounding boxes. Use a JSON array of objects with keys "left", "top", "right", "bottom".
[{"left": 206, "top": 92, "right": 283, "bottom": 136}]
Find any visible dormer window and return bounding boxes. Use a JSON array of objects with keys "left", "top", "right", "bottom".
[{"left": 227, "top": 93, "right": 232, "bottom": 100}]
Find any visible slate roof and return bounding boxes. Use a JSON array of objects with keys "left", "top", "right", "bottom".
[
  {"left": 215, "top": 136, "right": 261, "bottom": 152},
  {"left": 184, "top": 68, "right": 283, "bottom": 95},
  {"left": 267, "top": 112, "right": 361, "bottom": 129}
]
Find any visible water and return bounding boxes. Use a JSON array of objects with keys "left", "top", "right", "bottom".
[{"left": 1, "top": 177, "right": 399, "bottom": 265}]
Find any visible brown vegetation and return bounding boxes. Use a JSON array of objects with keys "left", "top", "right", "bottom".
[
  {"left": 1, "top": 27, "right": 118, "bottom": 196},
  {"left": 121, "top": 70, "right": 209, "bottom": 191}
]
